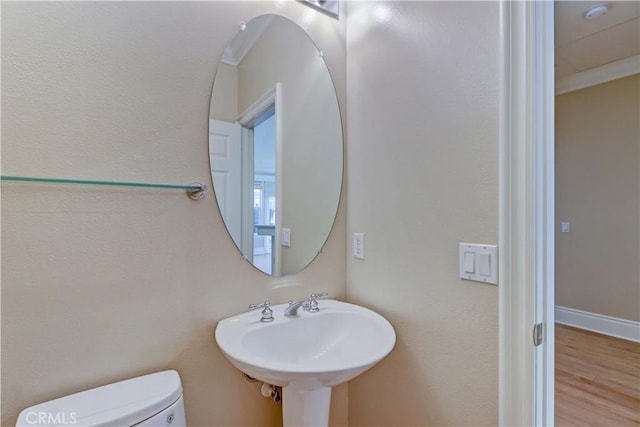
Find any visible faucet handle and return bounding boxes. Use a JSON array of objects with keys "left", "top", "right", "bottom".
[
  {"left": 307, "top": 292, "right": 328, "bottom": 313},
  {"left": 249, "top": 300, "right": 274, "bottom": 322},
  {"left": 310, "top": 292, "right": 328, "bottom": 299},
  {"left": 249, "top": 300, "right": 270, "bottom": 310}
]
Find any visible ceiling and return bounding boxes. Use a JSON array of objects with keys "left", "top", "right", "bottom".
[{"left": 554, "top": 1, "right": 640, "bottom": 79}]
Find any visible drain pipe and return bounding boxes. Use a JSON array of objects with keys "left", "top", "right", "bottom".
[
  {"left": 260, "top": 382, "right": 282, "bottom": 403},
  {"left": 243, "top": 374, "right": 281, "bottom": 404}
]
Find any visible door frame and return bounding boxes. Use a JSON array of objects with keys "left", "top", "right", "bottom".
[
  {"left": 236, "top": 83, "right": 283, "bottom": 275},
  {"left": 499, "top": 1, "right": 555, "bottom": 426}
]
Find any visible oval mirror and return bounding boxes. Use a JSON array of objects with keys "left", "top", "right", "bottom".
[{"left": 209, "top": 15, "right": 343, "bottom": 276}]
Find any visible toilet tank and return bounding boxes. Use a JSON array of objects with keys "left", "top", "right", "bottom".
[{"left": 16, "top": 370, "right": 185, "bottom": 427}]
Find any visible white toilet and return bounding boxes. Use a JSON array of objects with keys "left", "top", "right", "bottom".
[{"left": 16, "top": 370, "right": 186, "bottom": 427}]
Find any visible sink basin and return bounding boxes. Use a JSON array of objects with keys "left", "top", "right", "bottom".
[
  {"left": 215, "top": 299, "right": 396, "bottom": 387},
  {"left": 215, "top": 299, "right": 395, "bottom": 426}
]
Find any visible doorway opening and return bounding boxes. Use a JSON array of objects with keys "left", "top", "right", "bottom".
[
  {"left": 251, "top": 112, "right": 277, "bottom": 275},
  {"left": 553, "top": 2, "right": 640, "bottom": 424},
  {"left": 237, "top": 83, "right": 283, "bottom": 276}
]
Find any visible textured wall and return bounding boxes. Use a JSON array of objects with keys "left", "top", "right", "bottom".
[
  {"left": 346, "top": 2, "right": 500, "bottom": 425},
  {"left": 1, "top": 2, "right": 347, "bottom": 426},
  {"left": 556, "top": 75, "right": 640, "bottom": 322}
]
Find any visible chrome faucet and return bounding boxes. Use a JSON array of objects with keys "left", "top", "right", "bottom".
[
  {"left": 284, "top": 300, "right": 309, "bottom": 317},
  {"left": 307, "top": 292, "right": 328, "bottom": 312},
  {"left": 249, "top": 300, "right": 274, "bottom": 322},
  {"left": 284, "top": 292, "right": 328, "bottom": 317}
]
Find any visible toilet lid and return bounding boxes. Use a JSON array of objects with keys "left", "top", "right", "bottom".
[{"left": 16, "top": 370, "right": 182, "bottom": 427}]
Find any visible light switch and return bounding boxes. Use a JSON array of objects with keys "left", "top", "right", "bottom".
[
  {"left": 463, "top": 251, "right": 475, "bottom": 273},
  {"left": 459, "top": 243, "right": 498, "bottom": 285},
  {"left": 478, "top": 252, "right": 491, "bottom": 276},
  {"left": 561, "top": 222, "right": 570, "bottom": 233}
]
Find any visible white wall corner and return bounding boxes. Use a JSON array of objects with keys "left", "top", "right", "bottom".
[
  {"left": 555, "top": 306, "right": 640, "bottom": 343},
  {"left": 556, "top": 55, "right": 640, "bottom": 95}
]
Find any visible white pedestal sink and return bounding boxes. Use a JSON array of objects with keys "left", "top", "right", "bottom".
[{"left": 215, "top": 299, "right": 396, "bottom": 427}]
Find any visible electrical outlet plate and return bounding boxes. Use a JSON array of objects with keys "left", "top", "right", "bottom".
[
  {"left": 281, "top": 228, "right": 291, "bottom": 247},
  {"left": 353, "top": 233, "right": 364, "bottom": 259}
]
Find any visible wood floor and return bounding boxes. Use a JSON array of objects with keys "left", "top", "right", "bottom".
[{"left": 555, "top": 324, "right": 640, "bottom": 426}]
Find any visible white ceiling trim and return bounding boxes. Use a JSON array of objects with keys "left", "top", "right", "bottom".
[
  {"left": 221, "top": 51, "right": 239, "bottom": 67},
  {"left": 221, "top": 17, "right": 273, "bottom": 67},
  {"left": 556, "top": 54, "right": 640, "bottom": 95}
]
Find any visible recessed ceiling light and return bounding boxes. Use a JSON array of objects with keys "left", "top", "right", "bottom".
[{"left": 585, "top": 4, "right": 609, "bottom": 20}]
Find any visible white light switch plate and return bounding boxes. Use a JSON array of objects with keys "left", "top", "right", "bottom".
[
  {"left": 459, "top": 243, "right": 498, "bottom": 285},
  {"left": 281, "top": 228, "right": 291, "bottom": 247}
]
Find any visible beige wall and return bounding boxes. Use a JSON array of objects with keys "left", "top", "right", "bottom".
[
  {"left": 555, "top": 74, "right": 640, "bottom": 322},
  {"left": 210, "top": 63, "right": 238, "bottom": 122},
  {"left": 346, "top": 1, "right": 500, "bottom": 425},
  {"left": 1, "top": 2, "right": 347, "bottom": 426}
]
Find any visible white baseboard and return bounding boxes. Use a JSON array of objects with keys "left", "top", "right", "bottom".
[{"left": 555, "top": 306, "right": 640, "bottom": 343}]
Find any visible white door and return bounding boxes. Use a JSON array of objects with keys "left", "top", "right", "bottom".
[{"left": 209, "top": 119, "right": 242, "bottom": 248}]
